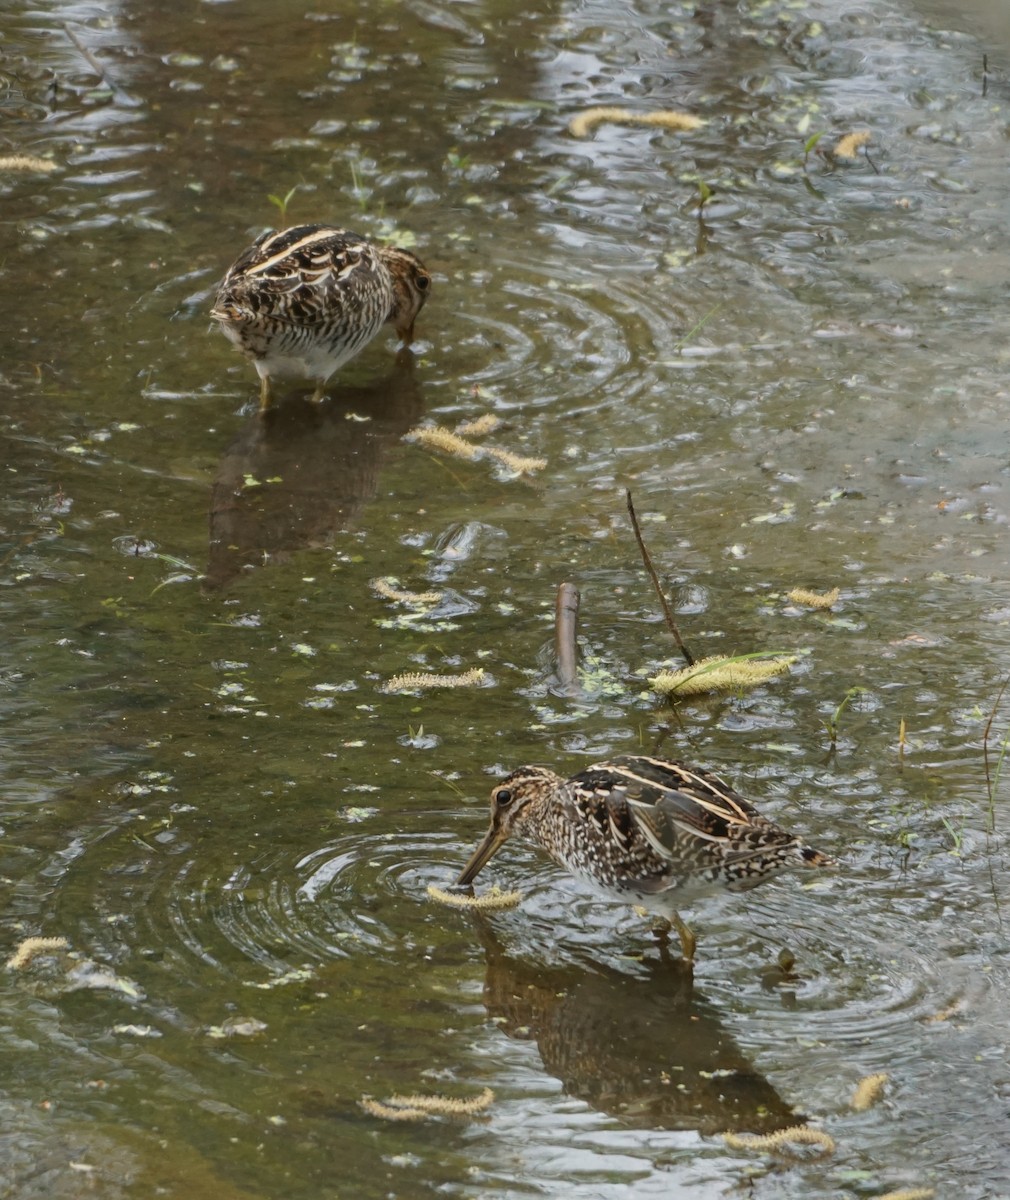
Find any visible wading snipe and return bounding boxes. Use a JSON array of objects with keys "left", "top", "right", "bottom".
[
  {"left": 211, "top": 224, "right": 431, "bottom": 410},
  {"left": 456, "top": 754, "right": 833, "bottom": 961}
]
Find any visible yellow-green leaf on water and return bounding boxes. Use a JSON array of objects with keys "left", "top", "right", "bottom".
[{"left": 650, "top": 653, "right": 798, "bottom": 697}]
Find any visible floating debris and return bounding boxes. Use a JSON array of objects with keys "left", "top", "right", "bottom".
[
  {"left": 876, "top": 1190, "right": 935, "bottom": 1200},
  {"left": 65, "top": 960, "right": 144, "bottom": 998},
  {"left": 722, "top": 1124, "right": 835, "bottom": 1156},
  {"left": 787, "top": 586, "right": 840, "bottom": 609},
  {"left": 361, "top": 1086, "right": 494, "bottom": 1122},
  {"left": 371, "top": 578, "right": 443, "bottom": 606},
  {"left": 206, "top": 1016, "right": 267, "bottom": 1039},
  {"left": 923, "top": 999, "right": 963, "bottom": 1023},
  {"left": 245, "top": 966, "right": 316, "bottom": 990},
  {"left": 455, "top": 413, "right": 501, "bottom": 438},
  {"left": 427, "top": 883, "right": 523, "bottom": 911},
  {"left": 0, "top": 155, "right": 58, "bottom": 173},
  {"left": 834, "top": 130, "right": 873, "bottom": 159},
  {"left": 650, "top": 654, "right": 797, "bottom": 697},
  {"left": 568, "top": 107, "right": 705, "bottom": 138},
  {"left": 382, "top": 667, "right": 485, "bottom": 693},
  {"left": 851, "top": 1072, "right": 889, "bottom": 1111},
  {"left": 6, "top": 936, "right": 69, "bottom": 971}
]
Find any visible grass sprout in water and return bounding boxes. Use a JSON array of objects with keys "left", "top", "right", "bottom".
[
  {"left": 267, "top": 185, "right": 298, "bottom": 222},
  {"left": 826, "top": 685, "right": 868, "bottom": 747}
]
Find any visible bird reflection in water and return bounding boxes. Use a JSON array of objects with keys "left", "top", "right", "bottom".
[
  {"left": 471, "top": 918, "right": 799, "bottom": 1135},
  {"left": 204, "top": 351, "right": 422, "bottom": 591}
]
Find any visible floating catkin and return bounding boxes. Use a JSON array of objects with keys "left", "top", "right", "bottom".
[
  {"left": 650, "top": 654, "right": 796, "bottom": 697},
  {"left": 0, "top": 155, "right": 58, "bottom": 173},
  {"left": 787, "top": 586, "right": 840, "bottom": 609},
  {"left": 361, "top": 1086, "right": 494, "bottom": 1122},
  {"left": 722, "top": 1125, "right": 836, "bottom": 1155},
  {"left": 834, "top": 130, "right": 872, "bottom": 159},
  {"left": 427, "top": 883, "right": 523, "bottom": 911},
  {"left": 568, "top": 107, "right": 705, "bottom": 138},
  {"left": 360, "top": 1097, "right": 428, "bottom": 1122},
  {"left": 6, "top": 936, "right": 70, "bottom": 970},
  {"left": 407, "top": 425, "right": 481, "bottom": 460},
  {"left": 483, "top": 445, "right": 548, "bottom": 475},
  {"left": 382, "top": 667, "right": 485, "bottom": 693},
  {"left": 455, "top": 413, "right": 501, "bottom": 438},
  {"left": 851, "top": 1072, "right": 889, "bottom": 1111},
  {"left": 370, "top": 578, "right": 443, "bottom": 606},
  {"left": 407, "top": 424, "right": 545, "bottom": 476}
]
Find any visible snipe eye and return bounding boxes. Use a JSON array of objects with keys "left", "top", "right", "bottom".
[
  {"left": 416, "top": 274, "right": 431, "bottom": 291},
  {"left": 494, "top": 788, "right": 513, "bottom": 807}
]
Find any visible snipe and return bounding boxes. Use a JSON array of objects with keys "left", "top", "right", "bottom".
[
  {"left": 456, "top": 754, "right": 833, "bottom": 960},
  {"left": 211, "top": 224, "right": 431, "bottom": 410}
]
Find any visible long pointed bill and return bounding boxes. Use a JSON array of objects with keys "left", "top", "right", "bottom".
[
  {"left": 397, "top": 319, "right": 415, "bottom": 347},
  {"left": 455, "top": 825, "right": 508, "bottom": 887}
]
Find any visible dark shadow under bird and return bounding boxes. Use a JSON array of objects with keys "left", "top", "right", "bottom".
[
  {"left": 471, "top": 917, "right": 800, "bottom": 1134},
  {"left": 203, "top": 351, "right": 422, "bottom": 592},
  {"left": 456, "top": 754, "right": 833, "bottom": 961},
  {"left": 211, "top": 224, "right": 431, "bottom": 410}
]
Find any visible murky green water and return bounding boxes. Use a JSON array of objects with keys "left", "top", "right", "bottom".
[{"left": 2, "top": 0, "right": 1009, "bottom": 1195}]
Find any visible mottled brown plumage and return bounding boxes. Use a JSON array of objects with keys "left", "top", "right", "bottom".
[
  {"left": 211, "top": 224, "right": 431, "bottom": 410},
  {"left": 456, "top": 754, "right": 832, "bottom": 959}
]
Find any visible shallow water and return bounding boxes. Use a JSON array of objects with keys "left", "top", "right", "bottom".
[{"left": 1, "top": 0, "right": 1009, "bottom": 1195}]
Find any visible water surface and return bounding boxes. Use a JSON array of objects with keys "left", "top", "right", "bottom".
[{"left": 1, "top": 0, "right": 1009, "bottom": 1196}]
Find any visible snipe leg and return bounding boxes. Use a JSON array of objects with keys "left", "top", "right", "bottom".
[
  {"left": 644, "top": 911, "right": 696, "bottom": 964},
  {"left": 671, "top": 913, "right": 696, "bottom": 964},
  {"left": 310, "top": 382, "right": 326, "bottom": 404},
  {"left": 258, "top": 375, "right": 273, "bottom": 412}
]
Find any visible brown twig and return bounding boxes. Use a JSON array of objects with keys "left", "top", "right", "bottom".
[
  {"left": 625, "top": 490, "right": 694, "bottom": 667},
  {"left": 982, "top": 674, "right": 1010, "bottom": 816},
  {"left": 64, "top": 24, "right": 140, "bottom": 106},
  {"left": 555, "top": 581, "right": 581, "bottom": 696}
]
